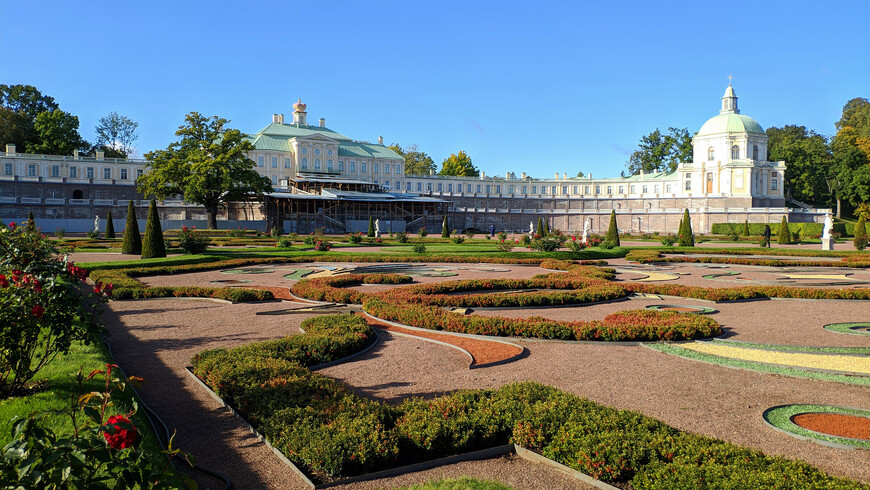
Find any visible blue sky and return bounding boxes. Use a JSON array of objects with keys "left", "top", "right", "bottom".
[{"left": 2, "top": 1, "right": 867, "bottom": 178}]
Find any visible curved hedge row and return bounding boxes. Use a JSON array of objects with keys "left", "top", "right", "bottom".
[
  {"left": 112, "top": 286, "right": 273, "bottom": 302},
  {"left": 290, "top": 274, "right": 413, "bottom": 304},
  {"left": 190, "top": 321, "right": 865, "bottom": 488}
]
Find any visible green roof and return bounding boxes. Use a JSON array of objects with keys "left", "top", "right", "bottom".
[
  {"left": 245, "top": 122, "right": 401, "bottom": 160},
  {"left": 696, "top": 113, "right": 764, "bottom": 136}
]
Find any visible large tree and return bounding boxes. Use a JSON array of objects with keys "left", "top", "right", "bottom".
[
  {"left": 766, "top": 125, "right": 831, "bottom": 207},
  {"left": 26, "top": 110, "right": 88, "bottom": 155},
  {"left": 0, "top": 84, "right": 60, "bottom": 151},
  {"left": 626, "top": 127, "right": 693, "bottom": 175},
  {"left": 94, "top": 111, "right": 139, "bottom": 157},
  {"left": 388, "top": 143, "right": 436, "bottom": 175},
  {"left": 439, "top": 150, "right": 479, "bottom": 177},
  {"left": 139, "top": 112, "right": 272, "bottom": 229},
  {"left": 828, "top": 98, "right": 870, "bottom": 217}
]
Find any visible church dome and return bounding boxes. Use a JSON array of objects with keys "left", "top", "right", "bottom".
[{"left": 697, "top": 113, "right": 765, "bottom": 136}]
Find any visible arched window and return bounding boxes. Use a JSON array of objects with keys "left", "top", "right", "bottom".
[
  {"left": 731, "top": 145, "right": 739, "bottom": 159},
  {"left": 707, "top": 147, "right": 715, "bottom": 161},
  {"left": 300, "top": 157, "right": 308, "bottom": 169},
  {"left": 753, "top": 145, "right": 759, "bottom": 160},
  {"left": 314, "top": 158, "right": 321, "bottom": 170},
  {"left": 72, "top": 190, "right": 83, "bottom": 200}
]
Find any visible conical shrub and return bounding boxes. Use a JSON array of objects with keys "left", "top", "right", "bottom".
[
  {"left": 678, "top": 209, "right": 694, "bottom": 247},
  {"left": 441, "top": 216, "right": 449, "bottom": 238},
  {"left": 141, "top": 199, "right": 166, "bottom": 258},
  {"left": 853, "top": 215, "right": 867, "bottom": 251},
  {"left": 742, "top": 220, "right": 750, "bottom": 236},
  {"left": 536, "top": 218, "right": 544, "bottom": 237},
  {"left": 542, "top": 220, "right": 550, "bottom": 236},
  {"left": 605, "top": 210, "right": 620, "bottom": 246},
  {"left": 121, "top": 200, "right": 142, "bottom": 254},
  {"left": 367, "top": 216, "right": 375, "bottom": 237},
  {"left": 777, "top": 216, "right": 791, "bottom": 245},
  {"left": 105, "top": 210, "right": 115, "bottom": 239}
]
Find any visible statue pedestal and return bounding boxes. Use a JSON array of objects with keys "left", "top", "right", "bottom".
[{"left": 821, "top": 237, "right": 834, "bottom": 251}]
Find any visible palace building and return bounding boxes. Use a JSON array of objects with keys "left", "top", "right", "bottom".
[{"left": 0, "top": 84, "right": 826, "bottom": 234}]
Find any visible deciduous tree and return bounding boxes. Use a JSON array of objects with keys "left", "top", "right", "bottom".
[
  {"left": 139, "top": 113, "right": 272, "bottom": 229},
  {"left": 94, "top": 111, "right": 139, "bottom": 157},
  {"left": 439, "top": 150, "right": 478, "bottom": 177},
  {"left": 389, "top": 143, "right": 436, "bottom": 175},
  {"left": 26, "top": 110, "right": 88, "bottom": 156},
  {"left": 766, "top": 125, "right": 831, "bottom": 207},
  {"left": 626, "top": 127, "right": 693, "bottom": 175}
]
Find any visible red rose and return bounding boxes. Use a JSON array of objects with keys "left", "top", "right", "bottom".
[
  {"left": 7, "top": 222, "right": 15, "bottom": 229},
  {"left": 0, "top": 275, "right": 7, "bottom": 288},
  {"left": 103, "top": 415, "right": 138, "bottom": 449},
  {"left": 31, "top": 305, "right": 45, "bottom": 318}
]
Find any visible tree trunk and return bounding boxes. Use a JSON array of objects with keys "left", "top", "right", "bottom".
[
  {"left": 206, "top": 205, "right": 219, "bottom": 229},
  {"left": 836, "top": 198, "right": 842, "bottom": 219}
]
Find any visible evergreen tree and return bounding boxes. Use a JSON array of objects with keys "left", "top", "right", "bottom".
[
  {"left": 26, "top": 211, "right": 36, "bottom": 232},
  {"left": 367, "top": 216, "right": 375, "bottom": 237},
  {"left": 853, "top": 215, "right": 867, "bottom": 250},
  {"left": 678, "top": 209, "right": 694, "bottom": 246},
  {"left": 121, "top": 200, "right": 142, "bottom": 254},
  {"left": 605, "top": 210, "right": 620, "bottom": 246},
  {"left": 536, "top": 218, "right": 544, "bottom": 237},
  {"left": 104, "top": 210, "right": 115, "bottom": 239},
  {"left": 542, "top": 220, "right": 550, "bottom": 236},
  {"left": 743, "top": 220, "right": 750, "bottom": 236},
  {"left": 441, "top": 216, "right": 449, "bottom": 238},
  {"left": 777, "top": 216, "right": 792, "bottom": 245},
  {"left": 141, "top": 199, "right": 166, "bottom": 258}
]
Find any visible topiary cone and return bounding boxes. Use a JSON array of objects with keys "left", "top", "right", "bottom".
[
  {"left": 853, "top": 215, "right": 867, "bottom": 250},
  {"left": 141, "top": 199, "right": 166, "bottom": 258},
  {"left": 105, "top": 210, "right": 115, "bottom": 239},
  {"left": 441, "top": 216, "right": 449, "bottom": 238},
  {"left": 743, "top": 220, "right": 750, "bottom": 236},
  {"left": 777, "top": 216, "right": 791, "bottom": 245},
  {"left": 536, "top": 218, "right": 544, "bottom": 237},
  {"left": 367, "top": 216, "right": 375, "bottom": 237},
  {"left": 543, "top": 220, "right": 550, "bottom": 236},
  {"left": 121, "top": 200, "right": 142, "bottom": 254},
  {"left": 605, "top": 210, "right": 620, "bottom": 246},
  {"left": 678, "top": 209, "right": 694, "bottom": 247}
]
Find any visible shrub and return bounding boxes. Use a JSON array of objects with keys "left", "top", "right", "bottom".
[
  {"left": 536, "top": 218, "right": 544, "bottom": 237},
  {"left": 104, "top": 210, "right": 115, "bottom": 239},
  {"left": 304, "top": 234, "right": 317, "bottom": 245},
  {"left": 441, "top": 216, "right": 449, "bottom": 238},
  {"left": 54, "top": 227, "right": 65, "bottom": 238},
  {"left": 314, "top": 240, "right": 331, "bottom": 252},
  {"left": 542, "top": 220, "right": 550, "bottom": 236},
  {"left": 660, "top": 233, "right": 677, "bottom": 246},
  {"left": 227, "top": 227, "right": 245, "bottom": 238},
  {"left": 465, "top": 229, "right": 476, "bottom": 239},
  {"left": 396, "top": 231, "right": 409, "bottom": 243},
  {"left": 277, "top": 237, "right": 294, "bottom": 248},
  {"left": 604, "top": 210, "right": 620, "bottom": 247},
  {"left": 368, "top": 217, "right": 375, "bottom": 237},
  {"left": 451, "top": 236, "right": 465, "bottom": 244},
  {"left": 743, "top": 220, "right": 750, "bottom": 236},
  {"left": 567, "top": 237, "right": 585, "bottom": 251},
  {"left": 497, "top": 231, "right": 508, "bottom": 241},
  {"left": 178, "top": 225, "right": 209, "bottom": 254},
  {"left": 86, "top": 229, "right": 100, "bottom": 239},
  {"left": 678, "top": 209, "right": 694, "bottom": 247},
  {"left": 519, "top": 235, "right": 531, "bottom": 245},
  {"left": 271, "top": 226, "right": 282, "bottom": 238},
  {"left": 348, "top": 232, "right": 363, "bottom": 244},
  {"left": 530, "top": 235, "right": 565, "bottom": 252},
  {"left": 726, "top": 230, "right": 740, "bottom": 241},
  {"left": 777, "top": 216, "right": 791, "bottom": 245},
  {"left": 413, "top": 242, "right": 427, "bottom": 254},
  {"left": 496, "top": 239, "right": 514, "bottom": 252},
  {"left": 140, "top": 200, "right": 166, "bottom": 259},
  {"left": 419, "top": 227, "right": 428, "bottom": 238},
  {"left": 854, "top": 216, "right": 867, "bottom": 251}
]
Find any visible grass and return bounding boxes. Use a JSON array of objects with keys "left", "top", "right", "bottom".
[
  {"left": 0, "top": 333, "right": 167, "bottom": 469},
  {"left": 709, "top": 339, "right": 870, "bottom": 354},
  {"left": 647, "top": 343, "right": 870, "bottom": 386},
  {"left": 398, "top": 477, "right": 514, "bottom": 490}
]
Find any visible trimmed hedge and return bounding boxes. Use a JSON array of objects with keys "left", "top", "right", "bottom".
[
  {"left": 112, "top": 286, "right": 273, "bottom": 302},
  {"left": 627, "top": 250, "right": 870, "bottom": 268},
  {"left": 711, "top": 222, "right": 853, "bottom": 237},
  {"left": 190, "top": 330, "right": 865, "bottom": 488}
]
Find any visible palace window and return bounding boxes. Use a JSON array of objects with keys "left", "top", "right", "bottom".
[
  {"left": 349, "top": 161, "right": 355, "bottom": 172},
  {"left": 532, "top": 185, "right": 537, "bottom": 194},
  {"left": 594, "top": 185, "right": 600, "bottom": 194},
  {"left": 314, "top": 148, "right": 321, "bottom": 156},
  {"left": 685, "top": 174, "right": 692, "bottom": 191},
  {"left": 707, "top": 147, "right": 715, "bottom": 161},
  {"left": 86, "top": 167, "right": 94, "bottom": 179},
  {"left": 384, "top": 163, "right": 390, "bottom": 174},
  {"left": 285, "top": 158, "right": 291, "bottom": 168},
  {"left": 522, "top": 185, "right": 527, "bottom": 194},
  {"left": 552, "top": 186, "right": 557, "bottom": 194},
  {"left": 771, "top": 171, "right": 778, "bottom": 190},
  {"left": 27, "top": 164, "right": 36, "bottom": 177},
  {"left": 396, "top": 164, "right": 401, "bottom": 174},
  {"left": 257, "top": 156, "right": 264, "bottom": 167},
  {"left": 630, "top": 185, "right": 636, "bottom": 193},
  {"left": 327, "top": 149, "right": 333, "bottom": 156},
  {"left": 485, "top": 184, "right": 491, "bottom": 193},
  {"left": 360, "top": 162, "right": 366, "bottom": 173},
  {"left": 561, "top": 186, "right": 567, "bottom": 194},
  {"left": 642, "top": 185, "right": 648, "bottom": 194},
  {"left": 314, "top": 158, "right": 321, "bottom": 170},
  {"left": 618, "top": 185, "right": 624, "bottom": 194},
  {"left": 103, "top": 168, "right": 111, "bottom": 179},
  {"left": 271, "top": 175, "right": 277, "bottom": 184},
  {"left": 385, "top": 180, "right": 390, "bottom": 188},
  {"left": 120, "top": 169, "right": 128, "bottom": 180},
  {"left": 665, "top": 184, "right": 671, "bottom": 193},
  {"left": 573, "top": 185, "right": 578, "bottom": 194},
  {"left": 373, "top": 163, "right": 379, "bottom": 173},
  {"left": 753, "top": 145, "right": 759, "bottom": 160},
  {"left": 476, "top": 184, "right": 481, "bottom": 193},
  {"left": 417, "top": 182, "right": 422, "bottom": 191},
  {"left": 327, "top": 159, "right": 333, "bottom": 170},
  {"left": 542, "top": 186, "right": 548, "bottom": 194},
  {"left": 69, "top": 166, "right": 77, "bottom": 178},
  {"left": 509, "top": 185, "right": 515, "bottom": 194},
  {"left": 496, "top": 185, "right": 501, "bottom": 193},
  {"left": 654, "top": 184, "right": 660, "bottom": 194},
  {"left": 51, "top": 165, "right": 60, "bottom": 177},
  {"left": 447, "top": 183, "right": 453, "bottom": 192},
  {"left": 731, "top": 145, "right": 739, "bottom": 159},
  {"left": 301, "top": 158, "right": 308, "bottom": 169},
  {"left": 438, "top": 183, "right": 443, "bottom": 191},
  {"left": 4, "top": 163, "right": 11, "bottom": 175},
  {"left": 607, "top": 186, "right": 613, "bottom": 194},
  {"left": 373, "top": 179, "right": 379, "bottom": 185},
  {"left": 584, "top": 185, "right": 590, "bottom": 194},
  {"left": 338, "top": 161, "right": 344, "bottom": 171},
  {"left": 301, "top": 148, "right": 308, "bottom": 155},
  {"left": 271, "top": 157, "right": 278, "bottom": 168},
  {"left": 467, "top": 184, "right": 473, "bottom": 192},
  {"left": 427, "top": 183, "right": 432, "bottom": 191}
]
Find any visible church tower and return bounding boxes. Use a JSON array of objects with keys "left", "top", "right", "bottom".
[{"left": 720, "top": 83, "right": 739, "bottom": 114}]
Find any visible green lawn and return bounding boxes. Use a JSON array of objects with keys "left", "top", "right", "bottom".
[{"left": 396, "top": 477, "right": 514, "bottom": 490}]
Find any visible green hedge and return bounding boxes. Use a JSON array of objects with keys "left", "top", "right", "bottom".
[
  {"left": 111, "top": 286, "right": 273, "bottom": 302},
  {"left": 190, "top": 325, "right": 865, "bottom": 488},
  {"left": 711, "top": 222, "right": 856, "bottom": 237}
]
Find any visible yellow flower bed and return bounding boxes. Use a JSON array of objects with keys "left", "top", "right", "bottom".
[{"left": 680, "top": 342, "right": 870, "bottom": 375}]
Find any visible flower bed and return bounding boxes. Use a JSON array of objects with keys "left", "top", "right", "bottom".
[
  {"left": 290, "top": 274, "right": 413, "bottom": 304},
  {"left": 190, "top": 328, "right": 865, "bottom": 487}
]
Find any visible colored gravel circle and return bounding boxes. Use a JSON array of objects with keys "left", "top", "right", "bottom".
[
  {"left": 645, "top": 304, "right": 718, "bottom": 314},
  {"left": 763, "top": 404, "right": 870, "bottom": 449},
  {"left": 824, "top": 322, "right": 870, "bottom": 336},
  {"left": 792, "top": 413, "right": 870, "bottom": 441}
]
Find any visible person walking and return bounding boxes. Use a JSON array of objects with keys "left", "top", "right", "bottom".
[
  {"left": 489, "top": 224, "right": 495, "bottom": 237},
  {"left": 763, "top": 224, "right": 771, "bottom": 247}
]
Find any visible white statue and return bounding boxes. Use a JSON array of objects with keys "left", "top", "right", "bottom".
[
  {"left": 822, "top": 212, "right": 833, "bottom": 239},
  {"left": 529, "top": 221, "right": 534, "bottom": 237},
  {"left": 94, "top": 215, "right": 100, "bottom": 232},
  {"left": 374, "top": 219, "right": 380, "bottom": 237},
  {"left": 581, "top": 218, "right": 591, "bottom": 244}
]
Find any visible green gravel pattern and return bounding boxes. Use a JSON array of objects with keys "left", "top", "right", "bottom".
[
  {"left": 763, "top": 404, "right": 870, "bottom": 449},
  {"left": 824, "top": 323, "right": 870, "bottom": 336},
  {"left": 708, "top": 339, "right": 870, "bottom": 355}
]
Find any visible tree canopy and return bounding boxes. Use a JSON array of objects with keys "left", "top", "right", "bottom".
[
  {"left": 26, "top": 110, "right": 88, "bottom": 155},
  {"left": 626, "top": 127, "right": 693, "bottom": 174},
  {"left": 0, "top": 84, "right": 89, "bottom": 154},
  {"left": 439, "top": 150, "right": 479, "bottom": 177},
  {"left": 766, "top": 125, "right": 831, "bottom": 207},
  {"left": 828, "top": 98, "right": 870, "bottom": 216},
  {"left": 388, "top": 143, "right": 436, "bottom": 175},
  {"left": 94, "top": 111, "right": 139, "bottom": 157},
  {"left": 139, "top": 112, "right": 272, "bottom": 229}
]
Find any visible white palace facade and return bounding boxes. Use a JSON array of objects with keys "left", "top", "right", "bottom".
[{"left": 0, "top": 84, "right": 826, "bottom": 233}]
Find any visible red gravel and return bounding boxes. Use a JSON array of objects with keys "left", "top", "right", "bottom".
[{"left": 792, "top": 413, "right": 870, "bottom": 440}]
